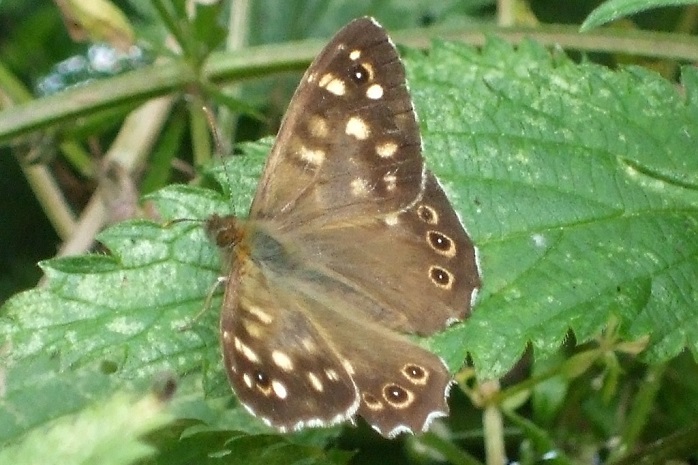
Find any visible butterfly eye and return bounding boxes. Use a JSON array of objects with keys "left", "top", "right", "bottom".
[
  {"left": 349, "top": 63, "right": 371, "bottom": 85},
  {"left": 383, "top": 384, "right": 414, "bottom": 408},
  {"left": 417, "top": 205, "right": 439, "bottom": 224},
  {"left": 427, "top": 231, "right": 456, "bottom": 257},
  {"left": 429, "top": 266, "right": 454, "bottom": 289},
  {"left": 254, "top": 369, "right": 271, "bottom": 388},
  {"left": 402, "top": 364, "right": 428, "bottom": 385}
]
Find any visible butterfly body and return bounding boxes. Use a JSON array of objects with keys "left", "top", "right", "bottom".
[{"left": 208, "top": 17, "right": 481, "bottom": 438}]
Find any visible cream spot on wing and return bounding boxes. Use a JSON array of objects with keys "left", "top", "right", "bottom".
[
  {"left": 345, "top": 116, "right": 370, "bottom": 140},
  {"left": 271, "top": 350, "right": 294, "bottom": 371},
  {"left": 298, "top": 145, "right": 325, "bottom": 166},
  {"left": 349, "top": 49, "right": 361, "bottom": 60},
  {"left": 235, "top": 338, "right": 260, "bottom": 363},
  {"left": 308, "top": 115, "right": 329, "bottom": 138},
  {"left": 362, "top": 393, "right": 384, "bottom": 411},
  {"left": 376, "top": 141, "right": 397, "bottom": 158},
  {"left": 319, "top": 73, "right": 346, "bottom": 96},
  {"left": 342, "top": 359, "right": 355, "bottom": 375},
  {"left": 302, "top": 338, "right": 317, "bottom": 353},
  {"left": 383, "top": 173, "right": 397, "bottom": 191},
  {"left": 307, "top": 72, "right": 317, "bottom": 83},
  {"left": 384, "top": 213, "right": 400, "bottom": 226},
  {"left": 325, "top": 368, "right": 339, "bottom": 381},
  {"left": 351, "top": 178, "right": 369, "bottom": 197},
  {"left": 366, "top": 84, "right": 384, "bottom": 100},
  {"left": 272, "top": 380, "right": 288, "bottom": 399},
  {"left": 222, "top": 330, "right": 231, "bottom": 342},
  {"left": 326, "top": 78, "right": 346, "bottom": 96},
  {"left": 248, "top": 306, "right": 273, "bottom": 324},
  {"left": 243, "top": 373, "right": 253, "bottom": 388},
  {"left": 242, "top": 320, "right": 263, "bottom": 339},
  {"left": 359, "top": 62, "right": 375, "bottom": 81},
  {"left": 318, "top": 73, "right": 332, "bottom": 87},
  {"left": 308, "top": 372, "right": 324, "bottom": 392}
]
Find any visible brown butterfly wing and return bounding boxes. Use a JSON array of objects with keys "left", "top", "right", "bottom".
[
  {"left": 287, "top": 172, "right": 481, "bottom": 334},
  {"left": 249, "top": 17, "right": 425, "bottom": 226},
  {"left": 275, "top": 275, "right": 453, "bottom": 438},
  {"left": 218, "top": 254, "right": 359, "bottom": 432},
  {"left": 210, "top": 17, "right": 481, "bottom": 438}
]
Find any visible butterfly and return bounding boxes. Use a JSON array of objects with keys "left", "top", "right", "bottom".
[{"left": 206, "top": 17, "right": 481, "bottom": 438}]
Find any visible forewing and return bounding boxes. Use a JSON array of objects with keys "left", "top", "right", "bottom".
[{"left": 250, "top": 17, "right": 424, "bottom": 226}]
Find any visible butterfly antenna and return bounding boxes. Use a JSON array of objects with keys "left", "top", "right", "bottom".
[
  {"left": 201, "top": 103, "right": 237, "bottom": 203},
  {"left": 202, "top": 104, "right": 225, "bottom": 159},
  {"left": 162, "top": 217, "right": 205, "bottom": 228}
]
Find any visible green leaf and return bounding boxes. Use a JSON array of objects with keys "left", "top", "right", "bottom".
[
  {"left": 0, "top": 389, "right": 171, "bottom": 465},
  {"left": 409, "top": 38, "right": 698, "bottom": 377},
  {"left": 0, "top": 140, "right": 277, "bottom": 447},
  {"left": 0, "top": 354, "right": 118, "bottom": 443},
  {"left": 580, "top": 0, "right": 698, "bottom": 31}
]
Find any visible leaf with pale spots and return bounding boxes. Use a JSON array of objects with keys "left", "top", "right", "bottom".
[
  {"left": 0, "top": 389, "right": 172, "bottom": 465},
  {"left": 0, "top": 143, "right": 267, "bottom": 444},
  {"left": 404, "top": 38, "right": 698, "bottom": 376}
]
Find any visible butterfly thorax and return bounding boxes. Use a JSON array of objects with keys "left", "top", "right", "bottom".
[{"left": 207, "top": 214, "right": 303, "bottom": 275}]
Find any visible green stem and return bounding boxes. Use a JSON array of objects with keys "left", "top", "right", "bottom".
[
  {"left": 150, "top": 0, "right": 194, "bottom": 61},
  {"left": 483, "top": 404, "right": 506, "bottom": 465},
  {"left": 3, "top": 25, "right": 698, "bottom": 144},
  {"left": 189, "top": 98, "right": 213, "bottom": 169},
  {"left": 611, "top": 422, "right": 698, "bottom": 465},
  {"left": 479, "top": 380, "right": 506, "bottom": 465},
  {"left": 216, "top": 0, "right": 251, "bottom": 152},
  {"left": 608, "top": 363, "right": 668, "bottom": 463},
  {"left": 495, "top": 349, "right": 601, "bottom": 404},
  {"left": 503, "top": 409, "right": 576, "bottom": 465}
]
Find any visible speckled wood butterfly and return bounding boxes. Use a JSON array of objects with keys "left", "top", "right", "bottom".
[{"left": 206, "top": 17, "right": 481, "bottom": 438}]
